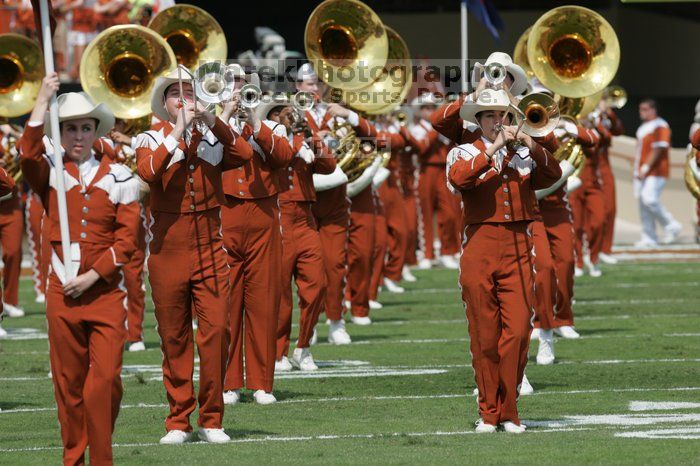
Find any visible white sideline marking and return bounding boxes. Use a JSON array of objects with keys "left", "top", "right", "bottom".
[
  {"left": 629, "top": 401, "right": 700, "bottom": 411},
  {"left": 4, "top": 387, "right": 700, "bottom": 415},
  {"left": 527, "top": 413, "right": 700, "bottom": 428},
  {"left": 0, "top": 427, "right": 596, "bottom": 453},
  {"left": 0, "top": 328, "right": 48, "bottom": 341},
  {"left": 616, "top": 427, "right": 700, "bottom": 439}
]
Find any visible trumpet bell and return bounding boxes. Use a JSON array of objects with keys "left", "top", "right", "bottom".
[
  {"left": 305, "top": 0, "right": 388, "bottom": 90},
  {"left": 517, "top": 92, "right": 560, "bottom": 137},
  {"left": 484, "top": 62, "right": 507, "bottom": 86},
  {"left": 80, "top": 25, "right": 176, "bottom": 119},
  {"left": 239, "top": 83, "right": 261, "bottom": 109},
  {"left": 148, "top": 4, "right": 227, "bottom": 70},
  {"left": 292, "top": 91, "right": 315, "bottom": 112},
  {"left": 527, "top": 5, "right": 620, "bottom": 98},
  {"left": 194, "top": 61, "right": 234, "bottom": 105},
  {"left": 0, "top": 34, "right": 44, "bottom": 117},
  {"left": 344, "top": 27, "right": 412, "bottom": 114}
]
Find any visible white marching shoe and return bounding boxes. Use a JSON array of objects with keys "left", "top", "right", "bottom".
[
  {"left": 530, "top": 328, "right": 540, "bottom": 341},
  {"left": 438, "top": 255, "right": 459, "bottom": 270},
  {"left": 35, "top": 293, "right": 46, "bottom": 304},
  {"left": 598, "top": 252, "right": 618, "bottom": 265},
  {"left": 475, "top": 420, "right": 497, "bottom": 433},
  {"left": 519, "top": 374, "right": 534, "bottom": 395},
  {"left": 160, "top": 430, "right": 192, "bottom": 444},
  {"left": 223, "top": 390, "right": 241, "bottom": 405},
  {"left": 536, "top": 330, "right": 555, "bottom": 365},
  {"left": 369, "top": 300, "right": 383, "bottom": 310},
  {"left": 662, "top": 221, "right": 682, "bottom": 244},
  {"left": 128, "top": 341, "right": 146, "bottom": 352},
  {"left": 253, "top": 390, "right": 277, "bottom": 405},
  {"left": 588, "top": 263, "right": 602, "bottom": 278},
  {"left": 554, "top": 326, "right": 580, "bottom": 339},
  {"left": 383, "top": 277, "right": 405, "bottom": 293},
  {"left": 416, "top": 258, "right": 432, "bottom": 270},
  {"left": 574, "top": 266, "right": 584, "bottom": 277},
  {"left": 275, "top": 356, "right": 293, "bottom": 373},
  {"left": 501, "top": 421, "right": 526, "bottom": 433},
  {"left": 0, "top": 323, "right": 7, "bottom": 338},
  {"left": 292, "top": 347, "right": 318, "bottom": 371},
  {"left": 328, "top": 319, "right": 351, "bottom": 345},
  {"left": 350, "top": 315, "right": 372, "bottom": 326},
  {"left": 3, "top": 303, "right": 24, "bottom": 318},
  {"left": 401, "top": 265, "right": 417, "bottom": 282},
  {"left": 309, "top": 327, "right": 318, "bottom": 346},
  {"left": 634, "top": 238, "right": 658, "bottom": 249},
  {"left": 198, "top": 428, "right": 230, "bottom": 443}
]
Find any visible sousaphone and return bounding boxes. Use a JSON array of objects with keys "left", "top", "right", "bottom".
[{"left": 0, "top": 33, "right": 44, "bottom": 117}]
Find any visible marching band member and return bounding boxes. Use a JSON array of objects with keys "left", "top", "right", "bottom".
[
  {"left": 398, "top": 141, "right": 419, "bottom": 282},
  {"left": 0, "top": 125, "right": 24, "bottom": 318},
  {"left": 135, "top": 69, "right": 253, "bottom": 444},
  {"left": 19, "top": 74, "right": 140, "bottom": 464},
  {"left": 596, "top": 103, "right": 625, "bottom": 264},
  {"left": 296, "top": 64, "right": 352, "bottom": 338},
  {"left": 0, "top": 164, "right": 15, "bottom": 338},
  {"left": 219, "top": 67, "right": 294, "bottom": 404},
  {"left": 367, "top": 186, "right": 387, "bottom": 311},
  {"left": 448, "top": 89, "right": 561, "bottom": 433},
  {"left": 634, "top": 99, "right": 681, "bottom": 247},
  {"left": 325, "top": 103, "right": 381, "bottom": 324},
  {"left": 268, "top": 96, "right": 339, "bottom": 368},
  {"left": 25, "top": 190, "right": 49, "bottom": 304}
]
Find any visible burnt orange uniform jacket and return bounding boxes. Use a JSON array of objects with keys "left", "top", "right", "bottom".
[
  {"left": 20, "top": 121, "right": 140, "bottom": 465},
  {"left": 448, "top": 137, "right": 560, "bottom": 426},
  {"left": 223, "top": 120, "right": 294, "bottom": 393},
  {"left": 277, "top": 133, "right": 336, "bottom": 358},
  {"left": 136, "top": 117, "right": 252, "bottom": 433}
]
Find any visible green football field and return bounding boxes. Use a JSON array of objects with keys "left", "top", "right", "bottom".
[{"left": 1, "top": 261, "right": 699, "bottom": 464}]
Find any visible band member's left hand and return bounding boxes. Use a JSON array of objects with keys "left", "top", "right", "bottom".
[
  {"left": 244, "top": 105, "right": 262, "bottom": 133},
  {"left": 327, "top": 103, "right": 350, "bottom": 118},
  {"left": 194, "top": 103, "right": 216, "bottom": 128},
  {"left": 110, "top": 130, "right": 132, "bottom": 146},
  {"left": 63, "top": 269, "right": 101, "bottom": 299}
]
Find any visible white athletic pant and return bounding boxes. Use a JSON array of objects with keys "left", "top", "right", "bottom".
[{"left": 633, "top": 176, "right": 677, "bottom": 243}]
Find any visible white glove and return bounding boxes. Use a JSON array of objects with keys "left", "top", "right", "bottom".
[
  {"left": 567, "top": 175, "right": 582, "bottom": 193},
  {"left": 296, "top": 143, "right": 315, "bottom": 164}
]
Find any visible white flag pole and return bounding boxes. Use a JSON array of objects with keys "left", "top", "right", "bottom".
[
  {"left": 460, "top": 0, "right": 468, "bottom": 93},
  {"left": 39, "top": 0, "right": 73, "bottom": 278}
]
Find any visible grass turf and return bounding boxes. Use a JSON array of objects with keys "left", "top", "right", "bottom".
[{"left": 1, "top": 261, "right": 699, "bottom": 464}]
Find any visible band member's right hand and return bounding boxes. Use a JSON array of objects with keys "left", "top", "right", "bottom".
[
  {"left": 327, "top": 103, "right": 350, "bottom": 118},
  {"left": 110, "top": 130, "right": 132, "bottom": 146},
  {"left": 220, "top": 93, "right": 241, "bottom": 121},
  {"left": 63, "top": 269, "right": 100, "bottom": 299},
  {"left": 37, "top": 73, "right": 60, "bottom": 104},
  {"left": 174, "top": 102, "right": 196, "bottom": 132}
]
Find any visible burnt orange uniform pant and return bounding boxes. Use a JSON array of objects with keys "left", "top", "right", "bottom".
[
  {"left": 223, "top": 195, "right": 281, "bottom": 393},
  {"left": 368, "top": 192, "right": 387, "bottom": 303},
  {"left": 26, "top": 192, "right": 48, "bottom": 298},
  {"left": 47, "top": 271, "right": 127, "bottom": 465},
  {"left": 542, "top": 206, "right": 576, "bottom": 327},
  {"left": 570, "top": 184, "right": 605, "bottom": 267},
  {"left": 148, "top": 209, "right": 230, "bottom": 432},
  {"left": 531, "top": 220, "right": 556, "bottom": 330},
  {"left": 418, "top": 164, "right": 460, "bottom": 259},
  {"left": 599, "top": 161, "right": 616, "bottom": 254},
  {"left": 124, "top": 204, "right": 147, "bottom": 343},
  {"left": 313, "top": 187, "right": 349, "bottom": 322},
  {"left": 277, "top": 200, "right": 326, "bottom": 359},
  {"left": 347, "top": 186, "right": 375, "bottom": 317},
  {"left": 0, "top": 200, "right": 22, "bottom": 306},
  {"left": 401, "top": 181, "right": 419, "bottom": 266},
  {"left": 377, "top": 183, "right": 407, "bottom": 282},
  {"left": 460, "top": 221, "right": 534, "bottom": 426}
]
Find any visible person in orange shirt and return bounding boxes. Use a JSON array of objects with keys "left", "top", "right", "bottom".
[
  {"left": 448, "top": 89, "right": 560, "bottom": 433},
  {"left": 19, "top": 75, "right": 140, "bottom": 464},
  {"left": 135, "top": 69, "right": 253, "bottom": 444},
  {"left": 634, "top": 99, "right": 681, "bottom": 247}
]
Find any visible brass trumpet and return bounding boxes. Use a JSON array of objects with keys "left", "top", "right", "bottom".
[
  {"left": 514, "top": 93, "right": 560, "bottom": 138},
  {"left": 236, "top": 83, "right": 262, "bottom": 119},
  {"left": 291, "top": 91, "right": 314, "bottom": 137},
  {"left": 0, "top": 33, "right": 44, "bottom": 118}
]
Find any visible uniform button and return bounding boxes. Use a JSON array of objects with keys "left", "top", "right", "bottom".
[
  {"left": 504, "top": 201, "right": 510, "bottom": 206},
  {"left": 238, "top": 178, "right": 244, "bottom": 183},
  {"left": 503, "top": 188, "right": 509, "bottom": 193},
  {"left": 81, "top": 219, "right": 87, "bottom": 226},
  {"left": 504, "top": 214, "right": 511, "bottom": 220},
  {"left": 189, "top": 177, "right": 194, "bottom": 183},
  {"left": 503, "top": 174, "right": 509, "bottom": 180},
  {"left": 239, "top": 191, "right": 245, "bottom": 196},
  {"left": 189, "top": 191, "right": 195, "bottom": 197},
  {"left": 189, "top": 204, "right": 195, "bottom": 210},
  {"left": 189, "top": 164, "right": 195, "bottom": 170},
  {"left": 288, "top": 167, "right": 293, "bottom": 171},
  {"left": 84, "top": 194, "right": 90, "bottom": 200},
  {"left": 288, "top": 176, "right": 293, "bottom": 180},
  {"left": 82, "top": 206, "right": 88, "bottom": 213},
  {"left": 80, "top": 232, "right": 87, "bottom": 238}
]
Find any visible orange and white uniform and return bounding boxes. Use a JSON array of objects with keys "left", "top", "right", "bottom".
[
  {"left": 598, "top": 109, "right": 624, "bottom": 255},
  {"left": 448, "top": 137, "right": 560, "bottom": 426},
  {"left": 19, "top": 121, "right": 140, "bottom": 465}
]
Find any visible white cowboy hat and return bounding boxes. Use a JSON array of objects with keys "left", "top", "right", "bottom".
[
  {"left": 459, "top": 88, "right": 513, "bottom": 125},
  {"left": 296, "top": 62, "right": 317, "bottom": 82},
  {"left": 477, "top": 52, "right": 528, "bottom": 97},
  {"left": 529, "top": 76, "right": 552, "bottom": 96},
  {"left": 150, "top": 67, "right": 195, "bottom": 122},
  {"left": 255, "top": 93, "right": 290, "bottom": 121},
  {"left": 44, "top": 92, "right": 115, "bottom": 139}
]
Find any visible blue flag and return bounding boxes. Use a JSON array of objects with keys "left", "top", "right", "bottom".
[{"left": 465, "top": 0, "right": 504, "bottom": 42}]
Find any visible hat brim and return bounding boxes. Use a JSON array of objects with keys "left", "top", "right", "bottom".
[
  {"left": 459, "top": 100, "right": 512, "bottom": 125},
  {"left": 254, "top": 100, "right": 290, "bottom": 122},
  {"left": 44, "top": 102, "right": 115, "bottom": 140},
  {"left": 506, "top": 64, "right": 528, "bottom": 96}
]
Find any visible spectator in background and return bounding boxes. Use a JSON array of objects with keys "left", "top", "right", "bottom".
[
  {"left": 62, "top": 0, "right": 96, "bottom": 81},
  {"left": 634, "top": 99, "right": 682, "bottom": 247},
  {"left": 95, "top": 0, "right": 130, "bottom": 30}
]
